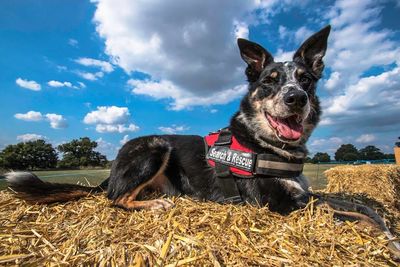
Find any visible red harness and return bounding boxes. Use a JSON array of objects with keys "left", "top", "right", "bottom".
[{"left": 205, "top": 132, "right": 253, "bottom": 177}]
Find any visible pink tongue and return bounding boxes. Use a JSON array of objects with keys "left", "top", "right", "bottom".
[{"left": 276, "top": 118, "right": 303, "bottom": 140}]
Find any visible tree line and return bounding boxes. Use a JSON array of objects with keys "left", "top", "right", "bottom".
[
  {"left": 0, "top": 137, "right": 108, "bottom": 170},
  {"left": 0, "top": 138, "right": 395, "bottom": 170},
  {"left": 309, "top": 144, "right": 395, "bottom": 164}
]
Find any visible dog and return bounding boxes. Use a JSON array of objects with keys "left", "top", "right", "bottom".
[{"left": 6, "top": 25, "right": 400, "bottom": 256}]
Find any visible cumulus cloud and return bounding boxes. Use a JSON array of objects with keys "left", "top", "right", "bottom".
[
  {"left": 84, "top": 106, "right": 139, "bottom": 133},
  {"left": 14, "top": 111, "right": 68, "bottom": 129},
  {"left": 274, "top": 49, "right": 295, "bottom": 62},
  {"left": 47, "top": 80, "right": 76, "bottom": 89},
  {"left": 356, "top": 134, "right": 376, "bottom": 143},
  {"left": 84, "top": 106, "right": 130, "bottom": 125},
  {"left": 294, "top": 26, "right": 313, "bottom": 44},
  {"left": 75, "top": 57, "right": 114, "bottom": 73},
  {"left": 128, "top": 79, "right": 247, "bottom": 110},
  {"left": 95, "top": 138, "right": 119, "bottom": 159},
  {"left": 158, "top": 125, "right": 189, "bottom": 134},
  {"left": 17, "top": 133, "right": 47, "bottom": 142},
  {"left": 120, "top": 135, "right": 130, "bottom": 145},
  {"left": 322, "top": 66, "right": 400, "bottom": 132},
  {"left": 96, "top": 123, "right": 139, "bottom": 133},
  {"left": 45, "top": 114, "right": 68, "bottom": 129},
  {"left": 15, "top": 78, "right": 41, "bottom": 91},
  {"left": 308, "top": 136, "right": 346, "bottom": 155},
  {"left": 323, "top": 0, "right": 400, "bottom": 91},
  {"left": 14, "top": 111, "right": 43, "bottom": 121},
  {"left": 47, "top": 80, "right": 85, "bottom": 89},
  {"left": 91, "top": 0, "right": 260, "bottom": 109},
  {"left": 76, "top": 71, "right": 104, "bottom": 81}
]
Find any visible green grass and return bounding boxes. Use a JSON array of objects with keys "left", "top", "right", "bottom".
[{"left": 0, "top": 164, "right": 339, "bottom": 191}]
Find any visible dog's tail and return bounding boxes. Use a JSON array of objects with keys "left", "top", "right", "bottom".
[
  {"left": 5, "top": 171, "right": 109, "bottom": 204},
  {"left": 312, "top": 193, "right": 400, "bottom": 259}
]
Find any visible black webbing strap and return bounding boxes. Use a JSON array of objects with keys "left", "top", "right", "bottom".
[
  {"left": 255, "top": 154, "right": 304, "bottom": 178},
  {"left": 213, "top": 128, "right": 243, "bottom": 204}
]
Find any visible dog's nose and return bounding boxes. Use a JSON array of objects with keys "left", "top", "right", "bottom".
[{"left": 284, "top": 91, "right": 308, "bottom": 108}]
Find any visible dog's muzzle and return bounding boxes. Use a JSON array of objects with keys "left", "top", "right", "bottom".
[{"left": 284, "top": 90, "right": 308, "bottom": 109}]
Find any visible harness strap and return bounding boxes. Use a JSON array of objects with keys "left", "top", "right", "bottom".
[
  {"left": 255, "top": 154, "right": 303, "bottom": 177},
  {"left": 213, "top": 128, "right": 243, "bottom": 204}
]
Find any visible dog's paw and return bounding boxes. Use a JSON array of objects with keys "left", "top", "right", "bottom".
[{"left": 149, "top": 199, "right": 175, "bottom": 211}]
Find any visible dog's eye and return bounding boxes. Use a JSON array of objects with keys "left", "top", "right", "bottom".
[
  {"left": 262, "top": 77, "right": 274, "bottom": 84},
  {"left": 300, "top": 76, "right": 311, "bottom": 85},
  {"left": 262, "top": 72, "right": 278, "bottom": 84}
]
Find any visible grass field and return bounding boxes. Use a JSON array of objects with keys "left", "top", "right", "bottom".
[{"left": 0, "top": 164, "right": 338, "bottom": 191}]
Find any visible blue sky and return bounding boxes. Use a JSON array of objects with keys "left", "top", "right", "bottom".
[{"left": 1, "top": 0, "right": 399, "bottom": 159}]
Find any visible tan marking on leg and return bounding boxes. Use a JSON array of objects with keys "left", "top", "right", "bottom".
[
  {"left": 116, "top": 198, "right": 174, "bottom": 211},
  {"left": 114, "top": 150, "right": 173, "bottom": 210}
]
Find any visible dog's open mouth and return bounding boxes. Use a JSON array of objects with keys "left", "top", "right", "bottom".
[{"left": 265, "top": 113, "right": 303, "bottom": 141}]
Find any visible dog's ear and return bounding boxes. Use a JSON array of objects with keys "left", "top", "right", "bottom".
[
  {"left": 293, "top": 25, "right": 331, "bottom": 78},
  {"left": 237, "top": 38, "right": 274, "bottom": 82}
]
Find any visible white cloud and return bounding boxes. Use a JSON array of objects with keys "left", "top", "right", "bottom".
[
  {"left": 322, "top": 66, "right": 400, "bottom": 131},
  {"left": 158, "top": 125, "right": 189, "bottom": 134},
  {"left": 14, "top": 111, "right": 43, "bottom": 121},
  {"left": 128, "top": 79, "right": 247, "bottom": 110},
  {"left": 356, "top": 134, "right": 376, "bottom": 143},
  {"left": 47, "top": 80, "right": 73, "bottom": 88},
  {"left": 95, "top": 138, "right": 119, "bottom": 159},
  {"left": 91, "top": 0, "right": 257, "bottom": 106},
  {"left": 84, "top": 106, "right": 139, "bottom": 133},
  {"left": 120, "top": 135, "right": 130, "bottom": 145},
  {"left": 75, "top": 57, "right": 114, "bottom": 73},
  {"left": 78, "top": 82, "right": 86, "bottom": 89},
  {"left": 278, "top": 25, "right": 288, "bottom": 39},
  {"left": 76, "top": 71, "right": 104, "bottom": 81},
  {"left": 45, "top": 114, "right": 68, "bottom": 129},
  {"left": 308, "top": 136, "right": 346, "bottom": 155},
  {"left": 47, "top": 80, "right": 84, "bottom": 89},
  {"left": 324, "top": 71, "right": 341, "bottom": 91},
  {"left": 96, "top": 123, "right": 139, "bottom": 133},
  {"left": 14, "top": 111, "right": 67, "bottom": 129},
  {"left": 84, "top": 106, "right": 130, "bottom": 125},
  {"left": 234, "top": 21, "right": 249, "bottom": 39},
  {"left": 15, "top": 78, "right": 41, "bottom": 91},
  {"left": 274, "top": 49, "right": 295, "bottom": 62},
  {"left": 294, "top": 26, "right": 313, "bottom": 44},
  {"left": 323, "top": 0, "right": 400, "bottom": 91},
  {"left": 17, "top": 133, "right": 47, "bottom": 142},
  {"left": 68, "top": 38, "right": 78, "bottom": 47}
]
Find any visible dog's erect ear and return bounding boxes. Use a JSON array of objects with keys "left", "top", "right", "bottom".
[
  {"left": 237, "top": 38, "right": 274, "bottom": 82},
  {"left": 293, "top": 25, "right": 331, "bottom": 78}
]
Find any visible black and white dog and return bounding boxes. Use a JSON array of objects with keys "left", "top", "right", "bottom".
[{"left": 6, "top": 25, "right": 400, "bottom": 256}]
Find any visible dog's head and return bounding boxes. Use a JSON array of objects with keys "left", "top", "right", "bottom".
[{"left": 237, "top": 26, "right": 330, "bottom": 148}]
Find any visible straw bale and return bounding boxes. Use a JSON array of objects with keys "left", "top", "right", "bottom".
[
  {"left": 0, "top": 187, "right": 398, "bottom": 266},
  {"left": 324, "top": 165, "right": 400, "bottom": 234},
  {"left": 325, "top": 165, "right": 400, "bottom": 207}
]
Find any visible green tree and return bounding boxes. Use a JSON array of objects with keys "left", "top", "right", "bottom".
[
  {"left": 305, "top": 156, "right": 313, "bottom": 163},
  {"left": 384, "top": 153, "right": 395, "bottom": 159},
  {"left": 0, "top": 140, "right": 58, "bottom": 170},
  {"left": 57, "top": 137, "right": 108, "bottom": 168},
  {"left": 359, "top": 145, "right": 385, "bottom": 160},
  {"left": 334, "top": 144, "right": 360, "bottom": 161},
  {"left": 312, "top": 152, "right": 331, "bottom": 163}
]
